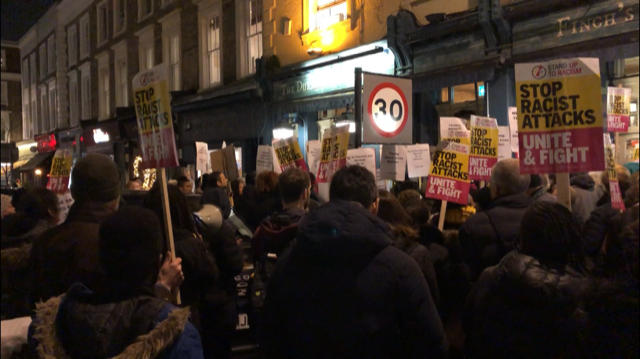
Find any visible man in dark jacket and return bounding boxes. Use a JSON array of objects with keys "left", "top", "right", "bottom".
[
  {"left": 459, "top": 159, "right": 533, "bottom": 280},
  {"left": 261, "top": 166, "right": 447, "bottom": 359},
  {"left": 463, "top": 202, "right": 590, "bottom": 359},
  {"left": 30, "top": 154, "right": 183, "bottom": 305},
  {"left": 571, "top": 172, "right": 605, "bottom": 223},
  {"left": 28, "top": 207, "right": 204, "bottom": 358}
]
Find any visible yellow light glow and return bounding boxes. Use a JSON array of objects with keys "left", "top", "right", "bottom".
[
  {"left": 35, "top": 169, "right": 42, "bottom": 176},
  {"left": 319, "top": 30, "right": 335, "bottom": 47}
]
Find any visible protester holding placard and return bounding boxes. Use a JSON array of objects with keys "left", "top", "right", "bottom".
[
  {"left": 425, "top": 143, "right": 470, "bottom": 206},
  {"left": 317, "top": 126, "right": 349, "bottom": 184},
  {"left": 273, "top": 137, "right": 308, "bottom": 172}
]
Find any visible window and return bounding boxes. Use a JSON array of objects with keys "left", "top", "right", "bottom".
[
  {"left": 30, "top": 55, "right": 36, "bottom": 85},
  {"left": 312, "top": 0, "right": 347, "bottom": 31},
  {"left": 146, "top": 47, "right": 154, "bottom": 70},
  {"left": 48, "top": 36, "right": 56, "bottom": 74},
  {"left": 68, "top": 25, "right": 77, "bottom": 67},
  {"left": 114, "top": 0, "right": 126, "bottom": 34},
  {"left": 139, "top": 0, "right": 153, "bottom": 21},
  {"left": 207, "top": 16, "right": 221, "bottom": 86},
  {"left": 39, "top": 44, "right": 47, "bottom": 79},
  {"left": 40, "top": 88, "right": 49, "bottom": 131},
  {"left": 80, "top": 14, "right": 91, "bottom": 59},
  {"left": 49, "top": 84, "right": 58, "bottom": 130},
  {"left": 31, "top": 99, "right": 37, "bottom": 134},
  {"left": 117, "top": 61, "right": 128, "bottom": 106},
  {"left": 98, "top": 1, "right": 109, "bottom": 45},
  {"left": 169, "top": 36, "right": 181, "bottom": 91},
  {"left": 1, "top": 82, "right": 7, "bottom": 106},
  {"left": 80, "top": 63, "right": 91, "bottom": 120},
  {"left": 69, "top": 74, "right": 79, "bottom": 127},
  {"left": 23, "top": 89, "right": 31, "bottom": 139},
  {"left": 0, "top": 50, "right": 5, "bottom": 71},
  {"left": 137, "top": 25, "right": 154, "bottom": 71},
  {"left": 101, "top": 70, "right": 110, "bottom": 118},
  {"left": 246, "top": 0, "right": 262, "bottom": 75},
  {"left": 22, "top": 59, "right": 29, "bottom": 85}
]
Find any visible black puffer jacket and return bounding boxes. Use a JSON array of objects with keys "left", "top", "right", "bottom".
[
  {"left": 463, "top": 251, "right": 589, "bottom": 359},
  {"left": 459, "top": 194, "right": 534, "bottom": 280},
  {"left": 583, "top": 196, "right": 619, "bottom": 258},
  {"left": 203, "top": 221, "right": 244, "bottom": 306},
  {"left": 173, "top": 228, "right": 219, "bottom": 310},
  {"left": 392, "top": 231, "right": 441, "bottom": 308},
  {"left": 261, "top": 200, "right": 447, "bottom": 359}
]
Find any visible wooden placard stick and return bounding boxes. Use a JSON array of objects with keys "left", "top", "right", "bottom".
[
  {"left": 438, "top": 200, "right": 448, "bottom": 231},
  {"left": 158, "top": 167, "right": 181, "bottom": 305},
  {"left": 556, "top": 173, "right": 572, "bottom": 211}
]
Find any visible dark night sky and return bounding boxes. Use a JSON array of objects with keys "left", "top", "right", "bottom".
[{"left": 1, "top": 0, "right": 56, "bottom": 42}]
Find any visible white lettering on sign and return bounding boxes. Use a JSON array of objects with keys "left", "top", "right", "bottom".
[{"left": 93, "top": 129, "right": 110, "bottom": 143}]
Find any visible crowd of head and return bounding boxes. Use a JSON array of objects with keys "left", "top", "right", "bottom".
[{"left": 0, "top": 153, "right": 638, "bottom": 359}]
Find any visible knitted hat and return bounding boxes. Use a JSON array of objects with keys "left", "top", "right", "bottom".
[
  {"left": 71, "top": 154, "right": 121, "bottom": 203},
  {"left": 529, "top": 174, "right": 542, "bottom": 189},
  {"left": 99, "top": 207, "right": 162, "bottom": 298},
  {"left": 519, "top": 202, "right": 583, "bottom": 264}
]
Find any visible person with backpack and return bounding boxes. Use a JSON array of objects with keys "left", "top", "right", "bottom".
[{"left": 250, "top": 168, "right": 310, "bottom": 314}]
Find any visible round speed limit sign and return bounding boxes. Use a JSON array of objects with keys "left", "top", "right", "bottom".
[{"left": 367, "top": 82, "right": 409, "bottom": 138}]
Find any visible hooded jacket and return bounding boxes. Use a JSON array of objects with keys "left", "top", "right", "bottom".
[
  {"left": 583, "top": 195, "right": 620, "bottom": 258},
  {"left": 28, "top": 284, "right": 203, "bottom": 359},
  {"left": 252, "top": 207, "right": 306, "bottom": 261},
  {"left": 261, "top": 200, "right": 447, "bottom": 359},
  {"left": 571, "top": 174, "right": 605, "bottom": 224},
  {"left": 30, "top": 201, "right": 114, "bottom": 306},
  {"left": 459, "top": 193, "right": 534, "bottom": 281},
  {"left": 463, "top": 251, "right": 590, "bottom": 359}
]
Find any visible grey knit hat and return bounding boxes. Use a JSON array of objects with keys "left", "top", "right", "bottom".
[{"left": 70, "top": 154, "right": 121, "bottom": 203}]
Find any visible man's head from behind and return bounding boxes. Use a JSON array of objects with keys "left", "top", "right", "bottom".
[
  {"left": 279, "top": 168, "right": 311, "bottom": 206},
  {"left": 490, "top": 159, "right": 530, "bottom": 199},
  {"left": 330, "top": 166, "right": 379, "bottom": 214},
  {"left": 70, "top": 154, "right": 121, "bottom": 209},
  {"left": 99, "top": 206, "right": 163, "bottom": 299}
]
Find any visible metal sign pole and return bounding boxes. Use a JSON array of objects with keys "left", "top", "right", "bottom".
[{"left": 355, "top": 67, "right": 363, "bottom": 149}]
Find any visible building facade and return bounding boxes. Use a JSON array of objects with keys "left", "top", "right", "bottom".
[{"left": 1, "top": 41, "right": 23, "bottom": 144}]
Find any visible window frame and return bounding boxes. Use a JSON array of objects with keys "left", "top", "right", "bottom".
[
  {"left": 136, "top": 25, "right": 155, "bottom": 71},
  {"left": 113, "top": 0, "right": 127, "bottom": 36},
  {"left": 161, "top": 10, "right": 182, "bottom": 91},
  {"left": 68, "top": 71, "right": 79, "bottom": 127},
  {"left": 47, "top": 36, "right": 56, "bottom": 75},
  {"left": 67, "top": 25, "right": 78, "bottom": 68},
  {"left": 79, "top": 63, "right": 91, "bottom": 120},
  {"left": 138, "top": 0, "right": 154, "bottom": 22},
  {"left": 1, "top": 82, "right": 8, "bottom": 106},
  {"left": 97, "top": 53, "right": 111, "bottom": 120},
  {"left": 39, "top": 44, "right": 47, "bottom": 80},
  {"left": 97, "top": 1, "right": 110, "bottom": 46},
  {"left": 79, "top": 14, "right": 91, "bottom": 59},
  {"left": 113, "top": 40, "right": 128, "bottom": 107},
  {"left": 39, "top": 86, "right": 49, "bottom": 132},
  {"left": 48, "top": 80, "right": 58, "bottom": 130},
  {"left": 246, "top": 0, "right": 263, "bottom": 76}
]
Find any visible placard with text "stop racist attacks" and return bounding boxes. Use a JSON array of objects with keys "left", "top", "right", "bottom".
[
  {"left": 469, "top": 115, "right": 499, "bottom": 181},
  {"left": 426, "top": 143, "right": 470, "bottom": 206},
  {"left": 515, "top": 58, "right": 604, "bottom": 174}
]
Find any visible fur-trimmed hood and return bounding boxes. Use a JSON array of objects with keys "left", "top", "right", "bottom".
[
  {"left": 30, "top": 284, "right": 198, "bottom": 359},
  {"left": 1, "top": 243, "right": 32, "bottom": 271}
]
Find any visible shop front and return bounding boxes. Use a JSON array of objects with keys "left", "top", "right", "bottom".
[
  {"left": 17, "top": 134, "right": 57, "bottom": 188},
  {"left": 81, "top": 119, "right": 120, "bottom": 158},
  {"left": 269, "top": 41, "right": 397, "bottom": 157}
]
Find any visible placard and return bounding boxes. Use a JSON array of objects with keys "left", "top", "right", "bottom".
[
  {"left": 380, "top": 145, "right": 408, "bottom": 182},
  {"left": 469, "top": 116, "right": 499, "bottom": 180},
  {"left": 307, "top": 140, "right": 322, "bottom": 177},
  {"left": 440, "top": 117, "right": 471, "bottom": 146},
  {"left": 47, "top": 148, "right": 73, "bottom": 194},
  {"left": 425, "top": 143, "right": 470, "bottom": 205},
  {"left": 406, "top": 144, "right": 431, "bottom": 178},
  {"left": 256, "top": 145, "right": 273, "bottom": 174},
  {"left": 498, "top": 126, "right": 512, "bottom": 161},
  {"left": 607, "top": 87, "right": 631, "bottom": 132},
  {"left": 605, "top": 138, "right": 625, "bottom": 210},
  {"left": 274, "top": 137, "right": 308, "bottom": 172},
  {"left": 196, "top": 142, "right": 209, "bottom": 173},
  {"left": 317, "top": 126, "right": 349, "bottom": 183},
  {"left": 347, "top": 148, "right": 377, "bottom": 177},
  {"left": 508, "top": 107, "right": 519, "bottom": 154},
  {"left": 515, "top": 58, "right": 604, "bottom": 174},
  {"left": 132, "top": 65, "right": 179, "bottom": 169},
  {"left": 363, "top": 73, "right": 413, "bottom": 144},
  {"left": 57, "top": 191, "right": 74, "bottom": 224}
]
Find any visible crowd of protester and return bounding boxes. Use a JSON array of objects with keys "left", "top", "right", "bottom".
[{"left": 0, "top": 153, "right": 638, "bottom": 359}]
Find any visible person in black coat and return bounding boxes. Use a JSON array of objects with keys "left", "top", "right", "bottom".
[
  {"left": 571, "top": 172, "right": 605, "bottom": 224},
  {"left": 248, "top": 171, "right": 283, "bottom": 230},
  {"left": 463, "top": 202, "right": 591, "bottom": 359},
  {"left": 583, "top": 166, "right": 632, "bottom": 258},
  {"left": 459, "top": 159, "right": 533, "bottom": 280},
  {"left": 261, "top": 166, "right": 447, "bottom": 359}
]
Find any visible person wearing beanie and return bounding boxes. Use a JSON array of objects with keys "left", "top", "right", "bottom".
[
  {"left": 527, "top": 174, "right": 557, "bottom": 203},
  {"left": 463, "top": 202, "right": 590, "bottom": 359},
  {"left": 459, "top": 159, "right": 534, "bottom": 281},
  {"left": 28, "top": 207, "right": 204, "bottom": 358},
  {"left": 583, "top": 165, "right": 633, "bottom": 259}
]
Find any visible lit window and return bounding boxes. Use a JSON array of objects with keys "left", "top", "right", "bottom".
[
  {"left": 169, "top": 35, "right": 181, "bottom": 91},
  {"left": 316, "top": 0, "right": 347, "bottom": 30},
  {"left": 441, "top": 88, "right": 450, "bottom": 103},
  {"left": 246, "top": 0, "right": 262, "bottom": 75},
  {"left": 114, "top": 0, "right": 126, "bottom": 34},
  {"left": 145, "top": 47, "right": 154, "bottom": 70},
  {"left": 207, "top": 16, "right": 221, "bottom": 86},
  {"left": 68, "top": 26, "right": 77, "bottom": 67},
  {"left": 98, "top": 1, "right": 109, "bottom": 44}
]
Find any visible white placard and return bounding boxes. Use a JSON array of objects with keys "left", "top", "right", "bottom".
[
  {"left": 271, "top": 146, "right": 282, "bottom": 174},
  {"left": 196, "top": 142, "right": 209, "bottom": 173},
  {"left": 57, "top": 191, "right": 74, "bottom": 224},
  {"left": 307, "top": 140, "right": 322, "bottom": 177},
  {"left": 347, "top": 148, "right": 377, "bottom": 177},
  {"left": 406, "top": 144, "right": 431, "bottom": 178},
  {"left": 508, "top": 107, "right": 519, "bottom": 154},
  {"left": 440, "top": 117, "right": 470, "bottom": 140},
  {"left": 380, "top": 145, "right": 407, "bottom": 182},
  {"left": 256, "top": 145, "right": 273, "bottom": 174},
  {"left": 498, "top": 126, "right": 512, "bottom": 161}
]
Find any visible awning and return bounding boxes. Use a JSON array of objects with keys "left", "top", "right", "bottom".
[
  {"left": 18, "top": 152, "right": 55, "bottom": 172},
  {"left": 11, "top": 159, "right": 29, "bottom": 170}
]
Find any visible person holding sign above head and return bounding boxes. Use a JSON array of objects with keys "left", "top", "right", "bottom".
[{"left": 458, "top": 159, "right": 533, "bottom": 281}]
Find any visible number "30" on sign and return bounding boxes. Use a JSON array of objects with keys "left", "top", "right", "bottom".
[{"left": 368, "top": 82, "right": 409, "bottom": 138}]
